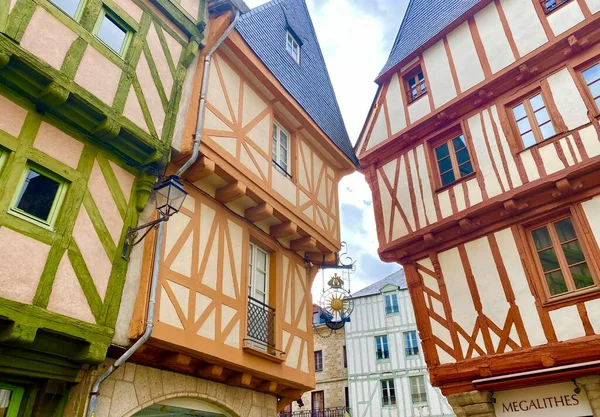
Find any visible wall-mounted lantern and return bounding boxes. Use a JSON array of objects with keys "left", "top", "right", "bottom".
[{"left": 122, "top": 175, "right": 188, "bottom": 260}]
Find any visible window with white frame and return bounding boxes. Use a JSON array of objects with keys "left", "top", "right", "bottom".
[
  {"left": 385, "top": 293, "right": 399, "bottom": 314},
  {"left": 410, "top": 376, "right": 428, "bottom": 405},
  {"left": 375, "top": 335, "right": 390, "bottom": 360},
  {"left": 248, "top": 243, "right": 269, "bottom": 304},
  {"left": 286, "top": 31, "right": 300, "bottom": 63},
  {"left": 404, "top": 330, "right": 419, "bottom": 357},
  {"left": 381, "top": 379, "right": 396, "bottom": 406},
  {"left": 272, "top": 122, "right": 290, "bottom": 177}
]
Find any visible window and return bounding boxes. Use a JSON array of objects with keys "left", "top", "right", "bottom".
[
  {"left": 434, "top": 135, "right": 474, "bottom": 187},
  {"left": 385, "top": 293, "right": 399, "bottom": 314},
  {"left": 286, "top": 31, "right": 300, "bottom": 64},
  {"left": 0, "top": 382, "right": 24, "bottom": 417},
  {"left": 511, "top": 93, "right": 556, "bottom": 148},
  {"left": 404, "top": 65, "right": 427, "bottom": 103},
  {"left": 345, "top": 386, "right": 349, "bottom": 409},
  {"left": 94, "top": 9, "right": 131, "bottom": 56},
  {"left": 404, "top": 331, "right": 419, "bottom": 357},
  {"left": 381, "top": 379, "right": 396, "bottom": 406},
  {"left": 248, "top": 243, "right": 269, "bottom": 304},
  {"left": 582, "top": 62, "right": 600, "bottom": 110},
  {"left": 10, "top": 166, "right": 67, "bottom": 228},
  {"left": 375, "top": 335, "right": 390, "bottom": 360},
  {"left": 540, "top": 0, "right": 571, "bottom": 13},
  {"left": 49, "top": 0, "right": 85, "bottom": 19},
  {"left": 343, "top": 345, "right": 347, "bottom": 368},
  {"left": 314, "top": 350, "right": 323, "bottom": 372},
  {"left": 529, "top": 216, "right": 598, "bottom": 298},
  {"left": 410, "top": 376, "right": 428, "bottom": 405},
  {"left": 272, "top": 122, "right": 291, "bottom": 177}
]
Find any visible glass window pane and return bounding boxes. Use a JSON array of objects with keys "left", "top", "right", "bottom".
[
  {"left": 539, "top": 248, "right": 560, "bottom": 272},
  {"left": 555, "top": 218, "right": 576, "bottom": 242},
  {"left": 452, "top": 135, "right": 467, "bottom": 151},
  {"left": 532, "top": 226, "right": 552, "bottom": 250},
  {"left": 545, "top": 270, "right": 568, "bottom": 295},
  {"left": 408, "top": 78, "right": 416, "bottom": 88},
  {"left": 539, "top": 122, "right": 555, "bottom": 140},
  {"left": 561, "top": 241, "right": 585, "bottom": 265},
  {"left": 570, "top": 263, "right": 594, "bottom": 289},
  {"left": 97, "top": 13, "right": 127, "bottom": 54},
  {"left": 441, "top": 171, "right": 455, "bottom": 186},
  {"left": 435, "top": 143, "right": 449, "bottom": 160},
  {"left": 595, "top": 97, "right": 600, "bottom": 109},
  {"left": 513, "top": 104, "right": 527, "bottom": 121},
  {"left": 517, "top": 117, "right": 532, "bottom": 134},
  {"left": 589, "top": 81, "right": 600, "bottom": 99},
  {"left": 529, "top": 94, "right": 544, "bottom": 111},
  {"left": 257, "top": 250, "right": 267, "bottom": 270},
  {"left": 418, "top": 71, "right": 424, "bottom": 81},
  {"left": 521, "top": 131, "right": 536, "bottom": 148},
  {"left": 255, "top": 271, "right": 266, "bottom": 293},
  {"left": 50, "top": 0, "right": 81, "bottom": 17},
  {"left": 459, "top": 161, "right": 474, "bottom": 177},
  {"left": 456, "top": 148, "right": 470, "bottom": 164},
  {"left": 16, "top": 169, "right": 60, "bottom": 222},
  {"left": 437, "top": 156, "right": 452, "bottom": 174},
  {"left": 582, "top": 64, "right": 600, "bottom": 84},
  {"left": 534, "top": 108, "right": 551, "bottom": 125}
]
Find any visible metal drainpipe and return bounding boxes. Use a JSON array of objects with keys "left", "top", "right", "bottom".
[{"left": 86, "top": 9, "right": 240, "bottom": 417}]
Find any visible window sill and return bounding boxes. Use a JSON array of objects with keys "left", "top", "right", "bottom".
[
  {"left": 407, "top": 92, "right": 428, "bottom": 106},
  {"left": 385, "top": 312, "right": 400, "bottom": 316},
  {"left": 516, "top": 131, "right": 569, "bottom": 154},
  {"left": 242, "top": 344, "right": 285, "bottom": 363},
  {"left": 542, "top": 285, "right": 600, "bottom": 309},
  {"left": 376, "top": 358, "right": 391, "bottom": 363},
  {"left": 8, "top": 209, "right": 55, "bottom": 231},
  {"left": 435, "top": 171, "right": 476, "bottom": 193}
]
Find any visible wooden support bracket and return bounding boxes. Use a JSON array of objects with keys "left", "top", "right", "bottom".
[
  {"left": 160, "top": 353, "right": 192, "bottom": 370},
  {"left": 423, "top": 232, "right": 441, "bottom": 248},
  {"left": 270, "top": 221, "right": 297, "bottom": 238},
  {"left": 552, "top": 178, "right": 583, "bottom": 198},
  {"left": 227, "top": 372, "right": 252, "bottom": 387},
  {"left": 216, "top": 181, "right": 247, "bottom": 204},
  {"left": 257, "top": 380, "right": 278, "bottom": 393},
  {"left": 245, "top": 202, "right": 273, "bottom": 222},
  {"left": 196, "top": 364, "right": 225, "bottom": 380},
  {"left": 290, "top": 236, "right": 316, "bottom": 251},
  {"left": 186, "top": 156, "right": 216, "bottom": 182},
  {"left": 502, "top": 199, "right": 529, "bottom": 216},
  {"left": 279, "top": 389, "right": 304, "bottom": 399}
]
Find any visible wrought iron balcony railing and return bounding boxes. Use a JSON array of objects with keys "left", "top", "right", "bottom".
[
  {"left": 278, "top": 407, "right": 351, "bottom": 417},
  {"left": 245, "top": 296, "right": 275, "bottom": 352}
]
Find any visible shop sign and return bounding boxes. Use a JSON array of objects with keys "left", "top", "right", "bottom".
[{"left": 494, "top": 382, "right": 593, "bottom": 417}]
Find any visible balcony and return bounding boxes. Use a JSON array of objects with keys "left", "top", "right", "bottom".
[
  {"left": 279, "top": 408, "right": 351, "bottom": 417},
  {"left": 244, "top": 297, "right": 285, "bottom": 361}
]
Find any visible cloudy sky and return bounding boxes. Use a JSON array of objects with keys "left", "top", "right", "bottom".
[{"left": 245, "top": 0, "right": 410, "bottom": 296}]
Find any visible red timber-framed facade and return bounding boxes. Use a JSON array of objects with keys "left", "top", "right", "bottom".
[{"left": 357, "top": 0, "right": 600, "bottom": 416}]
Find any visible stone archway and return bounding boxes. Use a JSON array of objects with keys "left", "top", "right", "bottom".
[{"left": 127, "top": 394, "right": 239, "bottom": 417}]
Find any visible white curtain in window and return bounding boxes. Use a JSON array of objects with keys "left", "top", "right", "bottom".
[{"left": 0, "top": 389, "right": 12, "bottom": 408}]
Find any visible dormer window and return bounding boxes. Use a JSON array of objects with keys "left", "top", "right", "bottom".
[{"left": 286, "top": 31, "right": 300, "bottom": 64}]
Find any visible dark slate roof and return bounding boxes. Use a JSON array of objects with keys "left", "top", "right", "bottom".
[
  {"left": 236, "top": 0, "right": 357, "bottom": 164},
  {"left": 377, "top": 0, "right": 483, "bottom": 81},
  {"left": 352, "top": 269, "right": 407, "bottom": 298}
]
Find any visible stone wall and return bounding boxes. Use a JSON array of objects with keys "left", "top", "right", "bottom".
[{"left": 64, "top": 359, "right": 278, "bottom": 417}]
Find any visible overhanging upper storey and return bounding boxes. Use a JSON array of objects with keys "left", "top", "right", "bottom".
[{"left": 356, "top": 0, "right": 600, "bottom": 262}]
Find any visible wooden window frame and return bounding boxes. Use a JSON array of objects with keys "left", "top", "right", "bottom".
[
  {"left": 403, "top": 63, "right": 427, "bottom": 104},
  {"left": 523, "top": 205, "right": 600, "bottom": 305},
  {"left": 577, "top": 59, "right": 600, "bottom": 116},
  {"left": 93, "top": 7, "right": 133, "bottom": 58},
  {"left": 409, "top": 375, "right": 428, "bottom": 406},
  {"left": 314, "top": 350, "right": 323, "bottom": 372},
  {"left": 429, "top": 127, "right": 476, "bottom": 190},
  {"left": 539, "top": 0, "right": 572, "bottom": 14},
  {"left": 49, "top": 0, "right": 86, "bottom": 20},
  {"left": 272, "top": 121, "right": 292, "bottom": 179},
  {"left": 9, "top": 163, "right": 68, "bottom": 230},
  {"left": 507, "top": 88, "right": 559, "bottom": 150},
  {"left": 381, "top": 379, "right": 396, "bottom": 406}
]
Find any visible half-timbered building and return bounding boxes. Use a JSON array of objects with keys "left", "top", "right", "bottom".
[
  {"left": 346, "top": 270, "right": 453, "bottom": 417},
  {"left": 357, "top": 0, "right": 600, "bottom": 416},
  {"left": 0, "top": 0, "right": 204, "bottom": 413},
  {"left": 68, "top": 0, "right": 356, "bottom": 415}
]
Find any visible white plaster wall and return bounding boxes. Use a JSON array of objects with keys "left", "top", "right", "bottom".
[
  {"left": 137, "top": 54, "right": 166, "bottom": 136},
  {"left": 547, "top": 68, "right": 590, "bottom": 131},
  {"left": 422, "top": 40, "right": 457, "bottom": 108},
  {"left": 447, "top": 21, "right": 485, "bottom": 93},
  {"left": 538, "top": 142, "right": 565, "bottom": 175},
  {"left": 0, "top": 94, "right": 27, "bottom": 137},
  {"left": 366, "top": 106, "right": 388, "bottom": 151},
  {"left": 416, "top": 145, "right": 438, "bottom": 224},
  {"left": 20, "top": 8, "right": 78, "bottom": 70},
  {"left": 272, "top": 170, "right": 296, "bottom": 205},
  {"left": 500, "top": 0, "right": 547, "bottom": 57},
  {"left": 585, "top": 298, "right": 600, "bottom": 334},
  {"left": 474, "top": 3, "right": 515, "bottom": 73},
  {"left": 549, "top": 305, "right": 586, "bottom": 341},
  {"left": 491, "top": 105, "right": 522, "bottom": 187},
  {"left": 386, "top": 74, "right": 407, "bottom": 135},
  {"left": 580, "top": 125, "right": 600, "bottom": 157},
  {"left": 408, "top": 96, "right": 431, "bottom": 124},
  {"left": 467, "top": 113, "right": 503, "bottom": 197},
  {"left": 547, "top": 1, "right": 585, "bottom": 36},
  {"left": 494, "top": 228, "right": 546, "bottom": 346},
  {"left": 75, "top": 47, "right": 121, "bottom": 106},
  {"left": 438, "top": 189, "right": 452, "bottom": 218},
  {"left": 587, "top": 0, "right": 600, "bottom": 13},
  {"left": 33, "top": 122, "right": 83, "bottom": 169},
  {"left": 581, "top": 195, "right": 600, "bottom": 250},
  {"left": 519, "top": 149, "right": 540, "bottom": 182}
]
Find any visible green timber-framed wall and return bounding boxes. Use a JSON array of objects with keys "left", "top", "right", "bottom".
[{"left": 0, "top": 0, "right": 206, "bottom": 412}]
